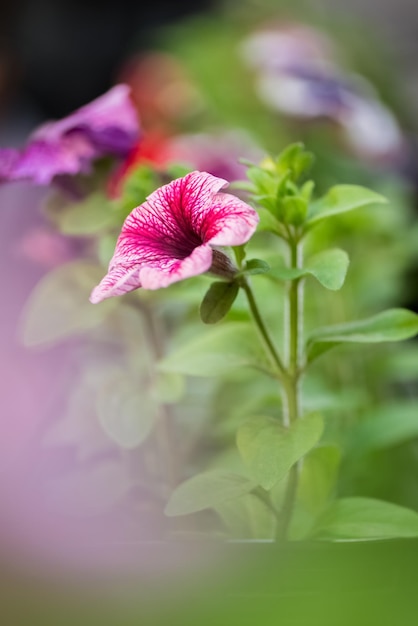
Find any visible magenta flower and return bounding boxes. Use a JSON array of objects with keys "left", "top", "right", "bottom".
[
  {"left": 90, "top": 171, "right": 259, "bottom": 302},
  {"left": 0, "top": 85, "right": 140, "bottom": 185}
]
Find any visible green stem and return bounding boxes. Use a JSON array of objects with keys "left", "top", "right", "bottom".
[
  {"left": 275, "top": 464, "right": 298, "bottom": 541},
  {"left": 277, "top": 234, "right": 304, "bottom": 541},
  {"left": 241, "top": 279, "right": 285, "bottom": 376}
]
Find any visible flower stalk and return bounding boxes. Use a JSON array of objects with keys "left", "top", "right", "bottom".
[
  {"left": 241, "top": 278, "right": 286, "bottom": 376},
  {"left": 277, "top": 231, "right": 304, "bottom": 540}
]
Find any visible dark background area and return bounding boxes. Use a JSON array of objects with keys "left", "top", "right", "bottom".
[
  {"left": 0, "top": 0, "right": 217, "bottom": 122},
  {"left": 1, "top": 0, "right": 418, "bottom": 122}
]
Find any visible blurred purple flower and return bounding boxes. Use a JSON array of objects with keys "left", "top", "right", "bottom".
[
  {"left": 90, "top": 170, "right": 259, "bottom": 301},
  {"left": 241, "top": 24, "right": 405, "bottom": 163},
  {"left": 0, "top": 85, "right": 140, "bottom": 185}
]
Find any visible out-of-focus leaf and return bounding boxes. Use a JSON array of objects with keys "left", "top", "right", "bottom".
[
  {"left": 20, "top": 261, "right": 117, "bottom": 347},
  {"left": 165, "top": 471, "right": 255, "bottom": 516},
  {"left": 158, "top": 322, "right": 271, "bottom": 377},
  {"left": 236, "top": 413, "right": 324, "bottom": 490},
  {"left": 151, "top": 371, "right": 185, "bottom": 404},
  {"left": 215, "top": 492, "right": 275, "bottom": 539},
  {"left": 348, "top": 402, "right": 418, "bottom": 453},
  {"left": 257, "top": 208, "right": 286, "bottom": 236},
  {"left": 56, "top": 192, "right": 119, "bottom": 235},
  {"left": 298, "top": 445, "right": 341, "bottom": 514},
  {"left": 307, "top": 309, "right": 418, "bottom": 362},
  {"left": 97, "top": 233, "right": 117, "bottom": 266},
  {"left": 310, "top": 497, "right": 418, "bottom": 540},
  {"left": 96, "top": 375, "right": 156, "bottom": 449},
  {"left": 306, "top": 185, "right": 387, "bottom": 227},
  {"left": 270, "top": 248, "right": 349, "bottom": 290}
]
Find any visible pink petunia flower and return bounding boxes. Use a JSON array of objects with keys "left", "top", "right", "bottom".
[
  {"left": 90, "top": 170, "right": 259, "bottom": 302},
  {"left": 0, "top": 85, "right": 140, "bottom": 185}
]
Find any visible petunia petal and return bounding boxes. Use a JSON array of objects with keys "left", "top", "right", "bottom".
[
  {"left": 33, "top": 84, "right": 139, "bottom": 150},
  {"left": 139, "top": 244, "right": 213, "bottom": 289},
  {"left": 89, "top": 264, "right": 142, "bottom": 303},
  {"left": 201, "top": 192, "right": 259, "bottom": 246},
  {"left": 1, "top": 84, "right": 140, "bottom": 185},
  {"left": 10, "top": 135, "right": 96, "bottom": 185},
  {"left": 146, "top": 170, "right": 228, "bottom": 231},
  {"left": 0, "top": 148, "right": 19, "bottom": 181},
  {"left": 91, "top": 171, "right": 259, "bottom": 300}
]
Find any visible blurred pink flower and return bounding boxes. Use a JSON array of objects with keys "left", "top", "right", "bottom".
[
  {"left": 90, "top": 170, "right": 259, "bottom": 302},
  {"left": 117, "top": 51, "right": 204, "bottom": 131},
  {"left": 0, "top": 148, "right": 19, "bottom": 181},
  {"left": 0, "top": 85, "right": 140, "bottom": 185},
  {"left": 16, "top": 226, "right": 76, "bottom": 268},
  {"left": 162, "top": 130, "right": 264, "bottom": 183},
  {"left": 108, "top": 129, "right": 263, "bottom": 199}
]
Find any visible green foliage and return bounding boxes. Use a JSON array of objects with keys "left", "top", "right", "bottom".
[
  {"left": 165, "top": 470, "right": 255, "bottom": 516},
  {"left": 158, "top": 322, "right": 272, "bottom": 377},
  {"left": 20, "top": 261, "right": 116, "bottom": 347},
  {"left": 200, "top": 281, "right": 240, "bottom": 324},
  {"left": 270, "top": 248, "right": 349, "bottom": 290},
  {"left": 239, "top": 258, "right": 271, "bottom": 277},
  {"left": 117, "top": 165, "right": 160, "bottom": 215},
  {"left": 306, "top": 185, "right": 387, "bottom": 227},
  {"left": 307, "top": 309, "right": 418, "bottom": 362},
  {"left": 275, "top": 143, "right": 315, "bottom": 182},
  {"left": 96, "top": 374, "right": 156, "bottom": 448},
  {"left": 236, "top": 413, "right": 324, "bottom": 490},
  {"left": 348, "top": 401, "right": 418, "bottom": 454},
  {"left": 310, "top": 498, "right": 418, "bottom": 540},
  {"left": 52, "top": 192, "right": 119, "bottom": 236},
  {"left": 298, "top": 445, "right": 341, "bottom": 515},
  {"left": 214, "top": 492, "right": 276, "bottom": 539}
]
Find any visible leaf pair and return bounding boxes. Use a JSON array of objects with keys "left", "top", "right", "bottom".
[{"left": 165, "top": 413, "right": 323, "bottom": 516}]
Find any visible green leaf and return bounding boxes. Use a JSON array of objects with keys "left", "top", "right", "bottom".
[
  {"left": 158, "top": 322, "right": 271, "bottom": 377},
  {"left": 200, "top": 281, "right": 239, "bottom": 324},
  {"left": 232, "top": 244, "right": 246, "bottom": 268},
  {"left": 97, "top": 233, "right": 117, "bottom": 266},
  {"left": 348, "top": 402, "right": 418, "bottom": 454},
  {"left": 151, "top": 371, "right": 185, "bottom": 404},
  {"left": 300, "top": 180, "right": 315, "bottom": 203},
  {"left": 215, "top": 492, "right": 275, "bottom": 539},
  {"left": 118, "top": 165, "right": 160, "bottom": 214},
  {"left": 305, "top": 249, "right": 350, "bottom": 290},
  {"left": 246, "top": 166, "right": 276, "bottom": 195},
  {"left": 240, "top": 259, "right": 271, "bottom": 276},
  {"left": 307, "top": 185, "right": 387, "bottom": 227},
  {"left": 229, "top": 180, "right": 256, "bottom": 193},
  {"left": 282, "top": 196, "right": 307, "bottom": 226},
  {"left": 165, "top": 162, "right": 193, "bottom": 179},
  {"left": 310, "top": 497, "right": 418, "bottom": 540},
  {"left": 164, "top": 470, "right": 256, "bottom": 516},
  {"left": 298, "top": 445, "right": 341, "bottom": 514},
  {"left": 269, "top": 248, "right": 349, "bottom": 290},
  {"left": 96, "top": 375, "right": 156, "bottom": 448},
  {"left": 307, "top": 308, "right": 418, "bottom": 362},
  {"left": 19, "top": 261, "right": 117, "bottom": 347},
  {"left": 276, "top": 143, "right": 314, "bottom": 181},
  {"left": 56, "top": 192, "right": 119, "bottom": 235},
  {"left": 236, "top": 413, "right": 324, "bottom": 490},
  {"left": 257, "top": 208, "right": 286, "bottom": 236}
]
